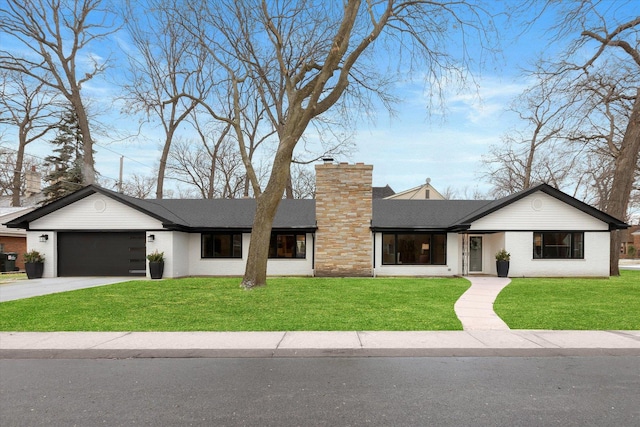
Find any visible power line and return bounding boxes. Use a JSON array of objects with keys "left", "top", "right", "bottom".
[
  {"left": 1, "top": 142, "right": 157, "bottom": 185},
  {"left": 93, "top": 142, "right": 156, "bottom": 170}
]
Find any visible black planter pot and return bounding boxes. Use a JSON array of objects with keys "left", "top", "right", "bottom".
[
  {"left": 25, "top": 262, "right": 44, "bottom": 279},
  {"left": 149, "top": 262, "right": 164, "bottom": 279},
  {"left": 496, "top": 260, "right": 510, "bottom": 278}
]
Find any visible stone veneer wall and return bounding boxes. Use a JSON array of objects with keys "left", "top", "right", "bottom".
[{"left": 314, "top": 162, "right": 373, "bottom": 276}]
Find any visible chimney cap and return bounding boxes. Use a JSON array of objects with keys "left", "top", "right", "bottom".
[{"left": 322, "top": 157, "right": 334, "bottom": 164}]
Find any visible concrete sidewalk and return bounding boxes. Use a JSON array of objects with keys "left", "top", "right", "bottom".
[{"left": 2, "top": 330, "right": 639, "bottom": 358}]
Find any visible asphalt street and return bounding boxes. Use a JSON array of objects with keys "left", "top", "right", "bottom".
[{"left": 2, "top": 356, "right": 639, "bottom": 426}]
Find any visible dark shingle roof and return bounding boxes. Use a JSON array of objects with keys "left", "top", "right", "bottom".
[
  {"left": 372, "top": 199, "right": 491, "bottom": 230},
  {"left": 5, "top": 183, "right": 628, "bottom": 231},
  {"left": 372, "top": 185, "right": 395, "bottom": 199},
  {"left": 4, "top": 185, "right": 316, "bottom": 231},
  {"left": 147, "top": 199, "right": 316, "bottom": 229}
]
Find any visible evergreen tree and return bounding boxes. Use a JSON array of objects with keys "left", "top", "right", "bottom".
[{"left": 41, "top": 109, "right": 94, "bottom": 204}]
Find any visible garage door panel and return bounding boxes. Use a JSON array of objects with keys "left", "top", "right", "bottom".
[{"left": 58, "top": 232, "right": 146, "bottom": 276}]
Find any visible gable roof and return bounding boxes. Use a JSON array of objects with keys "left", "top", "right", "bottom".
[
  {"left": 372, "top": 183, "right": 627, "bottom": 231},
  {"left": 384, "top": 182, "right": 445, "bottom": 200},
  {"left": 5, "top": 183, "right": 628, "bottom": 232},
  {"left": 4, "top": 185, "right": 316, "bottom": 231},
  {"left": 452, "top": 183, "right": 628, "bottom": 231}
]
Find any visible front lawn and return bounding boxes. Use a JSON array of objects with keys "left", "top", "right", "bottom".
[
  {"left": 0, "top": 277, "right": 469, "bottom": 331},
  {"left": 494, "top": 270, "right": 640, "bottom": 330}
]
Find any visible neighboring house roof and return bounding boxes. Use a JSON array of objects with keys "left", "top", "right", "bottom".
[
  {"left": 5, "top": 183, "right": 628, "bottom": 232},
  {"left": 0, "top": 207, "right": 35, "bottom": 237},
  {"left": 384, "top": 181, "right": 445, "bottom": 200},
  {"left": 372, "top": 185, "right": 395, "bottom": 199},
  {"left": 0, "top": 192, "right": 45, "bottom": 208}
]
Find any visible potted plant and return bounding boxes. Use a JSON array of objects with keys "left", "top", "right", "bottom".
[
  {"left": 147, "top": 250, "right": 164, "bottom": 279},
  {"left": 24, "top": 250, "right": 44, "bottom": 279},
  {"left": 495, "top": 249, "right": 510, "bottom": 278}
]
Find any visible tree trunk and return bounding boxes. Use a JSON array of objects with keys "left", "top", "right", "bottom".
[
  {"left": 607, "top": 89, "right": 640, "bottom": 276},
  {"left": 156, "top": 128, "right": 176, "bottom": 199},
  {"left": 11, "top": 134, "right": 26, "bottom": 207},
  {"left": 207, "top": 144, "right": 219, "bottom": 199},
  {"left": 285, "top": 173, "right": 294, "bottom": 199},
  {"left": 70, "top": 94, "right": 96, "bottom": 185},
  {"left": 241, "top": 144, "right": 294, "bottom": 288}
]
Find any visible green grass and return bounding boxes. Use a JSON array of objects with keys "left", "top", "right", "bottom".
[
  {"left": 495, "top": 270, "right": 640, "bottom": 330},
  {"left": 0, "top": 277, "right": 469, "bottom": 331}
]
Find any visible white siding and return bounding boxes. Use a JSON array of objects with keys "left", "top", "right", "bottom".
[
  {"left": 26, "top": 232, "right": 57, "bottom": 278},
  {"left": 374, "top": 232, "right": 460, "bottom": 276},
  {"left": 469, "top": 192, "right": 608, "bottom": 231},
  {"left": 186, "top": 233, "right": 314, "bottom": 277},
  {"left": 146, "top": 231, "right": 190, "bottom": 278},
  {"left": 31, "top": 194, "right": 163, "bottom": 230},
  {"left": 504, "top": 231, "right": 610, "bottom": 277}
]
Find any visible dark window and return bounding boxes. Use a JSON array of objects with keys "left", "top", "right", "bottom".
[
  {"left": 382, "top": 233, "right": 447, "bottom": 265},
  {"left": 269, "top": 233, "right": 306, "bottom": 258},
  {"left": 201, "top": 233, "right": 242, "bottom": 258},
  {"left": 533, "top": 232, "right": 584, "bottom": 259}
]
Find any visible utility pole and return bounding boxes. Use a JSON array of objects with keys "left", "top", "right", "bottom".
[{"left": 118, "top": 156, "right": 123, "bottom": 193}]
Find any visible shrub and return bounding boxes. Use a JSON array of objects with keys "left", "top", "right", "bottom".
[
  {"left": 495, "top": 249, "right": 511, "bottom": 261},
  {"left": 23, "top": 250, "right": 44, "bottom": 263},
  {"left": 146, "top": 250, "right": 164, "bottom": 263}
]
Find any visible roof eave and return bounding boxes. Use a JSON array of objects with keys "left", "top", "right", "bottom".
[{"left": 4, "top": 185, "right": 180, "bottom": 229}]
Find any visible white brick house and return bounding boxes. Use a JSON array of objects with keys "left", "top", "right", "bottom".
[{"left": 6, "top": 163, "right": 627, "bottom": 279}]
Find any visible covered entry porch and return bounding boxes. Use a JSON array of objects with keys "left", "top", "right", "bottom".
[{"left": 460, "top": 232, "right": 505, "bottom": 276}]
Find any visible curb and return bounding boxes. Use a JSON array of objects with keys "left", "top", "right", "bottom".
[{"left": 3, "top": 347, "right": 640, "bottom": 359}]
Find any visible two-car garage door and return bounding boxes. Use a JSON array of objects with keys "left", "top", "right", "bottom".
[{"left": 57, "top": 232, "right": 146, "bottom": 276}]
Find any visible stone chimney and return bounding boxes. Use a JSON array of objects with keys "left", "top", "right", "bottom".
[
  {"left": 314, "top": 162, "right": 373, "bottom": 276},
  {"left": 25, "top": 166, "right": 42, "bottom": 197}
]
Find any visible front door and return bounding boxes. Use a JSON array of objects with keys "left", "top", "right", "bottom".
[{"left": 469, "top": 236, "right": 483, "bottom": 273}]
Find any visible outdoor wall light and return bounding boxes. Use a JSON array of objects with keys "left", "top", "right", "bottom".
[
  {"left": 39, "top": 234, "right": 49, "bottom": 242},
  {"left": 147, "top": 234, "right": 155, "bottom": 242}
]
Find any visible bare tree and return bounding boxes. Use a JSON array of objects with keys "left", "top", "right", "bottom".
[
  {"left": 0, "top": 0, "right": 119, "bottom": 184},
  {"left": 490, "top": 1, "right": 639, "bottom": 275},
  {"left": 0, "top": 70, "right": 61, "bottom": 205},
  {"left": 0, "top": 147, "right": 42, "bottom": 198},
  {"left": 289, "top": 163, "right": 316, "bottom": 199},
  {"left": 121, "top": 0, "right": 212, "bottom": 199},
  {"left": 121, "top": 173, "right": 156, "bottom": 198},
  {"left": 546, "top": 1, "right": 639, "bottom": 275},
  {"left": 172, "top": 0, "right": 496, "bottom": 288},
  {"left": 482, "top": 71, "right": 574, "bottom": 196}
]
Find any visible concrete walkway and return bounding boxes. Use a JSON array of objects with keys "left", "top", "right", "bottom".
[
  {"left": 455, "top": 276, "right": 511, "bottom": 331},
  {"left": 0, "top": 277, "right": 134, "bottom": 302}
]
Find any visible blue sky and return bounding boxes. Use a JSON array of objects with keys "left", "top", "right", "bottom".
[{"left": 12, "top": 1, "right": 628, "bottom": 199}]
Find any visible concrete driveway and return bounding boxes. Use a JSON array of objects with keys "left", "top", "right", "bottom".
[{"left": 0, "top": 277, "right": 138, "bottom": 302}]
